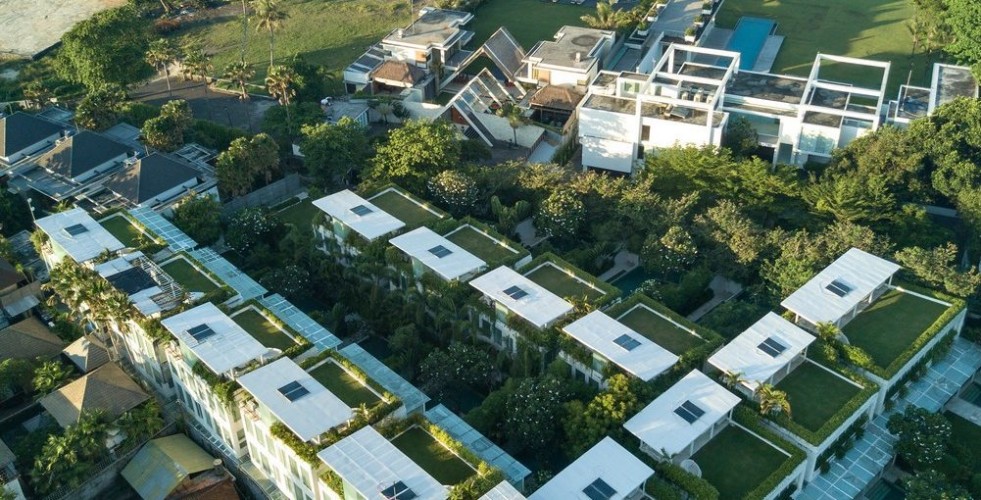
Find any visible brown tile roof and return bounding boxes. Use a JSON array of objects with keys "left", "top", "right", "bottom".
[
  {"left": 0, "top": 316, "right": 64, "bottom": 360},
  {"left": 0, "top": 258, "right": 24, "bottom": 290},
  {"left": 40, "top": 362, "right": 149, "bottom": 428},
  {"left": 62, "top": 336, "right": 110, "bottom": 373},
  {"left": 530, "top": 85, "right": 585, "bottom": 112},
  {"left": 371, "top": 60, "right": 426, "bottom": 86}
]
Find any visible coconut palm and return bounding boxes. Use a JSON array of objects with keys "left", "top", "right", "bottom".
[
  {"left": 496, "top": 102, "right": 529, "bottom": 148},
  {"left": 815, "top": 321, "right": 841, "bottom": 343},
  {"left": 721, "top": 370, "right": 745, "bottom": 389},
  {"left": 581, "top": 1, "right": 628, "bottom": 30},
  {"left": 252, "top": 0, "right": 288, "bottom": 68},
  {"left": 224, "top": 60, "right": 256, "bottom": 100},
  {"left": 265, "top": 64, "right": 296, "bottom": 107},
  {"left": 146, "top": 39, "right": 180, "bottom": 97},
  {"left": 183, "top": 46, "right": 214, "bottom": 119},
  {"left": 118, "top": 400, "right": 164, "bottom": 443},
  {"left": 374, "top": 101, "right": 394, "bottom": 124},
  {"left": 756, "top": 383, "right": 792, "bottom": 417},
  {"left": 32, "top": 360, "right": 74, "bottom": 397}
]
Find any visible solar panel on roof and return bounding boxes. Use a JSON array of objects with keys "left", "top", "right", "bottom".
[
  {"left": 758, "top": 337, "right": 787, "bottom": 358},
  {"left": 583, "top": 478, "right": 617, "bottom": 500},
  {"left": 187, "top": 324, "right": 215, "bottom": 342},
  {"left": 825, "top": 279, "right": 852, "bottom": 297},
  {"left": 277, "top": 381, "right": 310, "bottom": 402},
  {"left": 63, "top": 224, "right": 89, "bottom": 236},
  {"left": 428, "top": 245, "right": 452, "bottom": 258},
  {"left": 503, "top": 285, "right": 528, "bottom": 300},
  {"left": 613, "top": 333, "right": 642, "bottom": 351},
  {"left": 381, "top": 480, "right": 416, "bottom": 500},
  {"left": 350, "top": 205, "right": 373, "bottom": 216},
  {"left": 674, "top": 400, "right": 705, "bottom": 424}
]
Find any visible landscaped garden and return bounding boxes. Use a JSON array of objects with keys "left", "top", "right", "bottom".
[
  {"left": 308, "top": 360, "right": 382, "bottom": 408},
  {"left": 715, "top": 0, "right": 934, "bottom": 96},
  {"left": 525, "top": 262, "right": 605, "bottom": 302},
  {"left": 161, "top": 258, "right": 219, "bottom": 294},
  {"left": 842, "top": 290, "right": 948, "bottom": 369},
  {"left": 275, "top": 198, "right": 318, "bottom": 233},
  {"left": 231, "top": 308, "right": 296, "bottom": 351},
  {"left": 692, "top": 425, "right": 792, "bottom": 499},
  {"left": 389, "top": 426, "right": 475, "bottom": 485},
  {"left": 945, "top": 412, "right": 981, "bottom": 474},
  {"left": 445, "top": 225, "right": 520, "bottom": 264},
  {"left": 775, "top": 361, "right": 863, "bottom": 433},
  {"left": 467, "top": 0, "right": 589, "bottom": 48},
  {"left": 368, "top": 189, "right": 443, "bottom": 227},
  {"left": 616, "top": 304, "right": 705, "bottom": 355},
  {"left": 99, "top": 215, "right": 144, "bottom": 248}
]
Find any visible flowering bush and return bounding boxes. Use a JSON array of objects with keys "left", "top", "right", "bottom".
[
  {"left": 536, "top": 190, "right": 584, "bottom": 240},
  {"left": 428, "top": 170, "right": 478, "bottom": 217},
  {"left": 887, "top": 406, "right": 952, "bottom": 471}
]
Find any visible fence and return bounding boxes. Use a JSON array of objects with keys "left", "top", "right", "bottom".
[{"left": 220, "top": 173, "right": 303, "bottom": 219}]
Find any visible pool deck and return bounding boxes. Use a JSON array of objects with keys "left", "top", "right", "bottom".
[{"left": 597, "top": 250, "right": 640, "bottom": 282}]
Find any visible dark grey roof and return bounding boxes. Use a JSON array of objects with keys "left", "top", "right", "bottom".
[
  {"left": 106, "top": 267, "right": 156, "bottom": 295},
  {"left": 104, "top": 153, "right": 199, "bottom": 204},
  {"left": 481, "top": 28, "right": 526, "bottom": 80},
  {"left": 0, "top": 112, "right": 62, "bottom": 158},
  {"left": 34, "top": 131, "right": 131, "bottom": 179}
]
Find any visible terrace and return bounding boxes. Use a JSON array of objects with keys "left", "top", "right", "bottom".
[
  {"left": 308, "top": 360, "right": 383, "bottom": 408},
  {"left": 774, "top": 361, "right": 864, "bottom": 435},
  {"left": 616, "top": 303, "right": 705, "bottom": 355},
  {"left": 367, "top": 187, "right": 444, "bottom": 227},
  {"left": 230, "top": 307, "right": 297, "bottom": 352},
  {"left": 692, "top": 425, "right": 793, "bottom": 499},
  {"left": 524, "top": 262, "right": 605, "bottom": 302},
  {"left": 444, "top": 224, "right": 523, "bottom": 265},
  {"left": 389, "top": 426, "right": 475, "bottom": 485},
  {"left": 98, "top": 214, "right": 146, "bottom": 248},
  {"left": 842, "top": 290, "right": 949, "bottom": 370},
  {"left": 159, "top": 256, "right": 219, "bottom": 295}
]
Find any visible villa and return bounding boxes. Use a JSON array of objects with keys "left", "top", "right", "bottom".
[
  {"left": 13, "top": 130, "right": 133, "bottom": 200},
  {"left": 389, "top": 226, "right": 487, "bottom": 284},
  {"left": 529, "top": 437, "right": 653, "bottom": 500},
  {"left": 313, "top": 189, "right": 406, "bottom": 252},
  {"left": 561, "top": 310, "right": 679, "bottom": 385},
  {"left": 34, "top": 207, "right": 125, "bottom": 267},
  {"left": 887, "top": 63, "right": 979, "bottom": 126},
  {"left": 0, "top": 111, "right": 63, "bottom": 165}
]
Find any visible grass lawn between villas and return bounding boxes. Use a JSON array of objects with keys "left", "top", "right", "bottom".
[
  {"left": 693, "top": 425, "right": 791, "bottom": 499},
  {"left": 716, "top": 0, "right": 937, "bottom": 98},
  {"left": 616, "top": 305, "right": 705, "bottom": 355},
  {"left": 275, "top": 198, "right": 318, "bottom": 234},
  {"left": 308, "top": 360, "right": 382, "bottom": 408},
  {"left": 776, "top": 361, "right": 863, "bottom": 434},
  {"left": 368, "top": 190, "right": 442, "bottom": 227},
  {"left": 842, "top": 290, "right": 948, "bottom": 370},
  {"left": 231, "top": 308, "right": 297, "bottom": 351},
  {"left": 445, "top": 225, "right": 519, "bottom": 264},
  {"left": 525, "top": 263, "right": 605, "bottom": 302},
  {"left": 161, "top": 258, "right": 219, "bottom": 294},
  {"left": 467, "top": 0, "right": 589, "bottom": 48},
  {"left": 389, "top": 426, "right": 475, "bottom": 485},
  {"left": 946, "top": 412, "right": 981, "bottom": 474},
  {"left": 99, "top": 216, "right": 144, "bottom": 248}
]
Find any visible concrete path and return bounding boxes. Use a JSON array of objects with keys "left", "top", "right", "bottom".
[
  {"left": 686, "top": 275, "right": 742, "bottom": 321},
  {"left": 598, "top": 250, "right": 640, "bottom": 282},
  {"left": 515, "top": 218, "right": 546, "bottom": 247},
  {"left": 753, "top": 35, "right": 785, "bottom": 73}
]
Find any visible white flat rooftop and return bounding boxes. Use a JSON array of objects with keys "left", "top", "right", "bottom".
[
  {"left": 94, "top": 253, "right": 164, "bottom": 316},
  {"left": 624, "top": 370, "right": 740, "bottom": 457},
  {"left": 238, "top": 357, "right": 352, "bottom": 442},
  {"left": 480, "top": 481, "right": 526, "bottom": 500},
  {"left": 529, "top": 437, "right": 653, "bottom": 500},
  {"left": 563, "top": 311, "right": 678, "bottom": 381},
  {"left": 161, "top": 302, "right": 269, "bottom": 375},
  {"left": 313, "top": 189, "right": 405, "bottom": 241},
  {"left": 35, "top": 208, "right": 124, "bottom": 263},
  {"left": 780, "top": 248, "right": 901, "bottom": 325},
  {"left": 707, "top": 312, "right": 814, "bottom": 391},
  {"left": 469, "top": 266, "right": 573, "bottom": 329},
  {"left": 389, "top": 227, "right": 486, "bottom": 281},
  {"left": 318, "top": 426, "right": 447, "bottom": 499}
]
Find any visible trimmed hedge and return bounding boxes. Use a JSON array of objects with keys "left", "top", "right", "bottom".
[
  {"left": 299, "top": 349, "right": 397, "bottom": 404},
  {"left": 519, "top": 252, "right": 621, "bottom": 308},
  {"left": 768, "top": 367, "right": 878, "bottom": 446},
  {"left": 650, "top": 459, "right": 720, "bottom": 500},
  {"left": 733, "top": 406, "right": 806, "bottom": 500}
]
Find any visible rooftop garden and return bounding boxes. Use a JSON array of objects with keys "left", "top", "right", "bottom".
[
  {"left": 230, "top": 307, "right": 297, "bottom": 351},
  {"left": 521, "top": 253, "right": 618, "bottom": 306},
  {"left": 772, "top": 361, "right": 875, "bottom": 444},
  {"left": 99, "top": 214, "right": 146, "bottom": 248},
  {"left": 616, "top": 302, "right": 705, "bottom": 355},
  {"left": 367, "top": 186, "right": 446, "bottom": 228},
  {"left": 160, "top": 257, "right": 219, "bottom": 294},
  {"left": 308, "top": 359, "right": 383, "bottom": 408},
  {"left": 390, "top": 426, "right": 477, "bottom": 485},
  {"left": 274, "top": 197, "right": 319, "bottom": 234},
  {"left": 692, "top": 424, "right": 793, "bottom": 499},
  {"left": 444, "top": 221, "right": 526, "bottom": 266}
]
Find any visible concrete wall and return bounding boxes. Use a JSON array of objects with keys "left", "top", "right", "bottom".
[
  {"left": 641, "top": 118, "right": 719, "bottom": 149},
  {"left": 474, "top": 112, "right": 546, "bottom": 148}
]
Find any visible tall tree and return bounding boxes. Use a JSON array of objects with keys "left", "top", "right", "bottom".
[
  {"left": 496, "top": 102, "right": 529, "bottom": 147},
  {"left": 171, "top": 194, "right": 223, "bottom": 245},
  {"left": 142, "top": 99, "right": 193, "bottom": 151},
  {"left": 504, "top": 377, "right": 568, "bottom": 454},
  {"left": 887, "top": 406, "right": 951, "bottom": 471},
  {"left": 145, "top": 38, "right": 180, "bottom": 97},
  {"left": 182, "top": 44, "right": 214, "bottom": 119},
  {"left": 216, "top": 133, "right": 280, "bottom": 196},
  {"left": 942, "top": 0, "right": 981, "bottom": 73},
  {"left": 580, "top": 1, "right": 628, "bottom": 30},
  {"left": 75, "top": 84, "right": 127, "bottom": 131},
  {"left": 299, "top": 117, "right": 370, "bottom": 185},
  {"left": 264, "top": 65, "right": 296, "bottom": 107},
  {"left": 223, "top": 60, "right": 256, "bottom": 100},
  {"left": 56, "top": 7, "right": 153, "bottom": 88},
  {"left": 252, "top": 0, "right": 288, "bottom": 68},
  {"left": 32, "top": 360, "right": 73, "bottom": 397},
  {"left": 367, "top": 120, "right": 462, "bottom": 193}
]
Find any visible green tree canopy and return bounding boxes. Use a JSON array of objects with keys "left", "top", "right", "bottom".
[
  {"left": 171, "top": 194, "right": 222, "bottom": 246},
  {"left": 428, "top": 170, "right": 478, "bottom": 217},
  {"left": 76, "top": 84, "right": 127, "bottom": 131},
  {"left": 888, "top": 406, "right": 952, "bottom": 471},
  {"left": 943, "top": 0, "right": 981, "bottom": 73},
  {"left": 56, "top": 7, "right": 152, "bottom": 88},
  {"left": 142, "top": 99, "right": 194, "bottom": 151},
  {"left": 536, "top": 189, "right": 585, "bottom": 242},
  {"left": 562, "top": 374, "right": 648, "bottom": 457},
  {"left": 299, "top": 117, "right": 370, "bottom": 186},
  {"left": 504, "top": 376, "right": 568, "bottom": 454},
  {"left": 367, "top": 120, "right": 462, "bottom": 193},
  {"left": 216, "top": 133, "right": 280, "bottom": 197}
]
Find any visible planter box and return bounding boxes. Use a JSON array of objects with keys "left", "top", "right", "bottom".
[{"left": 684, "top": 34, "right": 696, "bottom": 42}]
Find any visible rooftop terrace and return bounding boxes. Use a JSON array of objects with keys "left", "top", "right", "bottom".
[
  {"left": 727, "top": 71, "right": 806, "bottom": 104},
  {"left": 692, "top": 424, "right": 792, "bottom": 499},
  {"left": 383, "top": 8, "right": 473, "bottom": 48},
  {"left": 367, "top": 187, "right": 445, "bottom": 227},
  {"left": 842, "top": 289, "right": 949, "bottom": 371},
  {"left": 525, "top": 25, "right": 613, "bottom": 71}
]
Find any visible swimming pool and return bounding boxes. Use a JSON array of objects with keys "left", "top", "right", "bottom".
[
  {"left": 610, "top": 266, "right": 656, "bottom": 295},
  {"left": 726, "top": 17, "right": 777, "bottom": 70}
]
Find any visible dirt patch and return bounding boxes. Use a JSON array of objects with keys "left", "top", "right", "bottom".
[{"left": 0, "top": 0, "right": 127, "bottom": 58}]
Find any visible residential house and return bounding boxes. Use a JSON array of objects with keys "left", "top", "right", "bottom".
[
  {"left": 10, "top": 130, "right": 133, "bottom": 202},
  {"left": 529, "top": 437, "right": 652, "bottom": 500},
  {"left": 313, "top": 189, "right": 405, "bottom": 253},
  {"left": 0, "top": 112, "right": 64, "bottom": 165},
  {"left": 0, "top": 317, "right": 64, "bottom": 362},
  {"left": 888, "top": 63, "right": 979, "bottom": 126},
  {"left": 121, "top": 433, "right": 238, "bottom": 500},
  {"left": 389, "top": 226, "right": 487, "bottom": 285},
  {"left": 62, "top": 336, "right": 111, "bottom": 373},
  {"left": 517, "top": 26, "right": 616, "bottom": 92},
  {"left": 34, "top": 207, "right": 125, "bottom": 268},
  {"left": 103, "top": 153, "right": 203, "bottom": 209},
  {"left": 440, "top": 68, "right": 545, "bottom": 148},
  {"left": 0, "top": 259, "right": 25, "bottom": 295},
  {"left": 0, "top": 439, "right": 25, "bottom": 500},
  {"left": 39, "top": 362, "right": 150, "bottom": 429}
]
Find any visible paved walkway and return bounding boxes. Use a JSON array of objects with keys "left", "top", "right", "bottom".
[
  {"left": 597, "top": 250, "right": 640, "bottom": 282},
  {"left": 686, "top": 275, "right": 741, "bottom": 321},
  {"left": 798, "top": 337, "right": 981, "bottom": 499},
  {"left": 752, "top": 36, "right": 785, "bottom": 73}
]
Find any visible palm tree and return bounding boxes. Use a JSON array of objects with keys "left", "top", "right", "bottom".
[
  {"left": 496, "top": 102, "right": 529, "bottom": 148},
  {"left": 183, "top": 46, "right": 215, "bottom": 118},
  {"left": 239, "top": 0, "right": 251, "bottom": 61},
  {"left": 815, "top": 321, "right": 841, "bottom": 343},
  {"left": 265, "top": 65, "right": 296, "bottom": 107},
  {"left": 581, "top": 1, "right": 627, "bottom": 30},
  {"left": 252, "top": 0, "right": 288, "bottom": 68},
  {"left": 32, "top": 360, "right": 74, "bottom": 396},
  {"left": 756, "top": 383, "right": 792, "bottom": 417},
  {"left": 374, "top": 101, "right": 394, "bottom": 124},
  {"left": 118, "top": 400, "right": 164, "bottom": 443},
  {"left": 224, "top": 60, "right": 256, "bottom": 100},
  {"left": 146, "top": 39, "right": 180, "bottom": 97},
  {"left": 721, "top": 370, "right": 745, "bottom": 389}
]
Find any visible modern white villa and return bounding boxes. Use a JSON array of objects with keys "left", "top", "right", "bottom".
[
  {"left": 562, "top": 310, "right": 678, "bottom": 384},
  {"left": 313, "top": 189, "right": 406, "bottom": 250},
  {"left": 34, "top": 207, "right": 125, "bottom": 267},
  {"left": 529, "top": 437, "right": 653, "bottom": 500},
  {"left": 389, "top": 226, "right": 487, "bottom": 283},
  {"left": 707, "top": 312, "right": 814, "bottom": 394}
]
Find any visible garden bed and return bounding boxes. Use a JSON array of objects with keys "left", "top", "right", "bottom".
[
  {"left": 842, "top": 290, "right": 948, "bottom": 370},
  {"left": 775, "top": 361, "right": 863, "bottom": 434},
  {"left": 389, "top": 426, "right": 476, "bottom": 485},
  {"left": 616, "top": 304, "right": 705, "bottom": 355},
  {"left": 230, "top": 306, "right": 297, "bottom": 351},
  {"left": 160, "top": 257, "right": 220, "bottom": 294},
  {"left": 308, "top": 359, "right": 383, "bottom": 408},
  {"left": 367, "top": 188, "right": 444, "bottom": 227},
  {"left": 692, "top": 425, "right": 792, "bottom": 499},
  {"left": 524, "top": 262, "right": 605, "bottom": 302},
  {"left": 99, "top": 214, "right": 145, "bottom": 248}
]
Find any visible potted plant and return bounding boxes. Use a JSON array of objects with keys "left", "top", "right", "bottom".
[
  {"left": 694, "top": 15, "right": 705, "bottom": 27},
  {"left": 702, "top": 1, "right": 712, "bottom": 14},
  {"left": 637, "top": 21, "right": 649, "bottom": 36},
  {"left": 684, "top": 26, "right": 696, "bottom": 42}
]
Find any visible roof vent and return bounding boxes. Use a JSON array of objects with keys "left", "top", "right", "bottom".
[
  {"left": 575, "top": 52, "right": 582, "bottom": 63},
  {"left": 396, "top": 28, "right": 405, "bottom": 39}
]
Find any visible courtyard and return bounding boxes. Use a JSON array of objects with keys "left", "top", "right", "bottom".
[
  {"left": 616, "top": 304, "right": 705, "bottom": 355},
  {"left": 692, "top": 425, "right": 793, "bottom": 499}
]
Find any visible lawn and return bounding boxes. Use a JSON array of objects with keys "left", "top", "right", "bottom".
[
  {"left": 161, "top": 258, "right": 219, "bottom": 294},
  {"left": 389, "top": 426, "right": 475, "bottom": 485},
  {"left": 693, "top": 425, "right": 791, "bottom": 499},
  {"left": 231, "top": 308, "right": 297, "bottom": 351},
  {"left": 468, "top": 0, "right": 589, "bottom": 48},
  {"left": 525, "top": 263, "right": 605, "bottom": 302},
  {"left": 445, "top": 225, "right": 519, "bottom": 264},
  {"left": 716, "top": 0, "right": 937, "bottom": 97},
  {"left": 178, "top": 0, "right": 408, "bottom": 85},
  {"left": 776, "top": 361, "right": 863, "bottom": 433},
  {"left": 842, "top": 290, "right": 948, "bottom": 369},
  {"left": 308, "top": 361, "right": 381, "bottom": 408},
  {"left": 368, "top": 190, "right": 442, "bottom": 227},
  {"left": 275, "top": 198, "right": 318, "bottom": 233},
  {"left": 946, "top": 412, "right": 981, "bottom": 474},
  {"left": 617, "top": 305, "right": 705, "bottom": 355},
  {"left": 99, "top": 216, "right": 144, "bottom": 248}
]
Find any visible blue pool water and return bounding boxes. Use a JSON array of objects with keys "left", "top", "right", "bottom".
[
  {"left": 726, "top": 17, "right": 777, "bottom": 70},
  {"left": 611, "top": 267, "right": 656, "bottom": 295}
]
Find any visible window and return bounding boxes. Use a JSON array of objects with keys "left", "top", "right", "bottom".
[
  {"left": 758, "top": 337, "right": 787, "bottom": 357},
  {"left": 428, "top": 245, "right": 453, "bottom": 258},
  {"left": 381, "top": 481, "right": 417, "bottom": 500},
  {"left": 187, "top": 324, "right": 216, "bottom": 342},
  {"left": 350, "top": 205, "right": 373, "bottom": 216},
  {"left": 583, "top": 478, "right": 617, "bottom": 500},
  {"left": 278, "top": 381, "right": 310, "bottom": 401},
  {"left": 63, "top": 223, "right": 88, "bottom": 236},
  {"left": 503, "top": 285, "right": 528, "bottom": 300},
  {"left": 674, "top": 400, "right": 705, "bottom": 424},
  {"left": 613, "top": 333, "right": 642, "bottom": 351},
  {"left": 825, "top": 279, "right": 852, "bottom": 297},
  {"left": 642, "top": 125, "right": 652, "bottom": 142}
]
